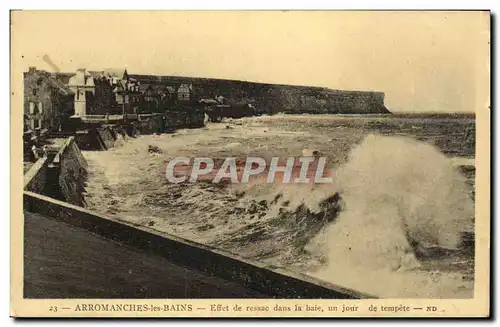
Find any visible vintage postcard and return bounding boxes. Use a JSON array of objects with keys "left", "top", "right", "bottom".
[{"left": 10, "top": 10, "right": 490, "bottom": 318}]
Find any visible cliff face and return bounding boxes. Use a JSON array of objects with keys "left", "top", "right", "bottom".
[
  {"left": 130, "top": 74, "right": 391, "bottom": 115},
  {"left": 259, "top": 86, "right": 390, "bottom": 114}
]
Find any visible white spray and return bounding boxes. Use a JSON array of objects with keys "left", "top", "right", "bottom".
[{"left": 307, "top": 134, "right": 474, "bottom": 298}]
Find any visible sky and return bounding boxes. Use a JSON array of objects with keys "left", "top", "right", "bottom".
[{"left": 11, "top": 11, "right": 489, "bottom": 112}]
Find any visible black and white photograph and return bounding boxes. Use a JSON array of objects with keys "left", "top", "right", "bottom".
[{"left": 10, "top": 10, "right": 490, "bottom": 318}]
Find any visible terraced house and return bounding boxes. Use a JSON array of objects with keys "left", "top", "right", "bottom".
[
  {"left": 109, "top": 68, "right": 142, "bottom": 115},
  {"left": 23, "top": 67, "right": 74, "bottom": 134}
]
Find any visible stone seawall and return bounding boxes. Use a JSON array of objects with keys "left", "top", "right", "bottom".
[
  {"left": 24, "top": 191, "right": 373, "bottom": 299},
  {"left": 74, "top": 117, "right": 163, "bottom": 151},
  {"left": 75, "top": 129, "right": 106, "bottom": 151},
  {"left": 76, "top": 125, "right": 129, "bottom": 151},
  {"left": 24, "top": 157, "right": 49, "bottom": 195},
  {"left": 97, "top": 126, "right": 115, "bottom": 150},
  {"left": 136, "top": 115, "right": 164, "bottom": 135},
  {"left": 53, "top": 137, "right": 88, "bottom": 206},
  {"left": 25, "top": 120, "right": 149, "bottom": 205},
  {"left": 23, "top": 137, "right": 88, "bottom": 207}
]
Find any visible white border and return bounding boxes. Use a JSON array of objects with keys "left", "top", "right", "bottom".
[{"left": 3, "top": 1, "right": 498, "bottom": 325}]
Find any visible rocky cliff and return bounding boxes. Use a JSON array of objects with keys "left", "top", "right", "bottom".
[{"left": 130, "top": 74, "right": 391, "bottom": 115}]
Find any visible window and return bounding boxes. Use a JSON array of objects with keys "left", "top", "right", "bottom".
[
  {"left": 29, "top": 102, "right": 39, "bottom": 115},
  {"left": 32, "top": 89, "right": 38, "bottom": 96},
  {"left": 31, "top": 119, "right": 40, "bottom": 129},
  {"left": 38, "top": 102, "right": 43, "bottom": 114}
]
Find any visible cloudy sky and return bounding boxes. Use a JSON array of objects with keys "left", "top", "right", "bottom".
[{"left": 12, "top": 11, "right": 489, "bottom": 112}]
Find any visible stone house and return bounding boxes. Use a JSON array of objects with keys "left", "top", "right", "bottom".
[
  {"left": 23, "top": 67, "right": 74, "bottom": 133},
  {"left": 177, "top": 83, "right": 194, "bottom": 101},
  {"left": 110, "top": 68, "right": 142, "bottom": 114},
  {"left": 88, "top": 71, "right": 118, "bottom": 114},
  {"left": 139, "top": 84, "right": 158, "bottom": 113},
  {"left": 164, "top": 86, "right": 177, "bottom": 104}
]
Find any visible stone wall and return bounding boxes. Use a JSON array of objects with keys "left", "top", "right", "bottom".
[
  {"left": 136, "top": 115, "right": 164, "bottom": 134},
  {"left": 97, "top": 127, "right": 115, "bottom": 150},
  {"left": 24, "top": 191, "right": 373, "bottom": 299},
  {"left": 75, "top": 125, "right": 128, "bottom": 151},
  {"left": 75, "top": 129, "right": 102, "bottom": 151},
  {"left": 23, "top": 157, "right": 49, "bottom": 195},
  {"left": 54, "top": 137, "right": 88, "bottom": 206},
  {"left": 24, "top": 137, "right": 88, "bottom": 207},
  {"left": 123, "top": 123, "right": 141, "bottom": 137}
]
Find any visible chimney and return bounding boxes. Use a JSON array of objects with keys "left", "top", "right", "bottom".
[
  {"left": 76, "top": 68, "right": 86, "bottom": 81},
  {"left": 28, "top": 66, "right": 36, "bottom": 74}
]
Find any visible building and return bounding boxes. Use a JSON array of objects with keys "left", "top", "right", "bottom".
[
  {"left": 139, "top": 84, "right": 159, "bottom": 113},
  {"left": 23, "top": 67, "right": 74, "bottom": 133},
  {"left": 110, "top": 68, "right": 142, "bottom": 114},
  {"left": 88, "top": 71, "right": 118, "bottom": 115},
  {"left": 67, "top": 69, "right": 95, "bottom": 117},
  {"left": 164, "top": 86, "right": 177, "bottom": 104},
  {"left": 177, "top": 83, "right": 194, "bottom": 101}
]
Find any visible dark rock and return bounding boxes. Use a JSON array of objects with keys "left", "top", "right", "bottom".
[
  {"left": 197, "top": 224, "right": 215, "bottom": 231},
  {"left": 270, "top": 193, "right": 283, "bottom": 205},
  {"left": 148, "top": 145, "right": 162, "bottom": 154},
  {"left": 247, "top": 203, "right": 258, "bottom": 214},
  {"left": 234, "top": 190, "right": 246, "bottom": 198}
]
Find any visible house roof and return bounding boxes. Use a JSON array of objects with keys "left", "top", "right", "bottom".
[
  {"left": 165, "top": 86, "right": 176, "bottom": 93},
  {"left": 47, "top": 77, "right": 74, "bottom": 96},
  {"left": 178, "top": 83, "right": 193, "bottom": 91},
  {"left": 139, "top": 84, "right": 151, "bottom": 93},
  {"left": 113, "top": 80, "right": 128, "bottom": 93},
  {"left": 29, "top": 71, "right": 73, "bottom": 95},
  {"left": 199, "top": 99, "right": 219, "bottom": 105},
  {"left": 113, "top": 79, "right": 141, "bottom": 94},
  {"left": 103, "top": 68, "right": 128, "bottom": 80}
]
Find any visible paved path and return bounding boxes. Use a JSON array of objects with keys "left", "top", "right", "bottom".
[{"left": 24, "top": 212, "right": 267, "bottom": 298}]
